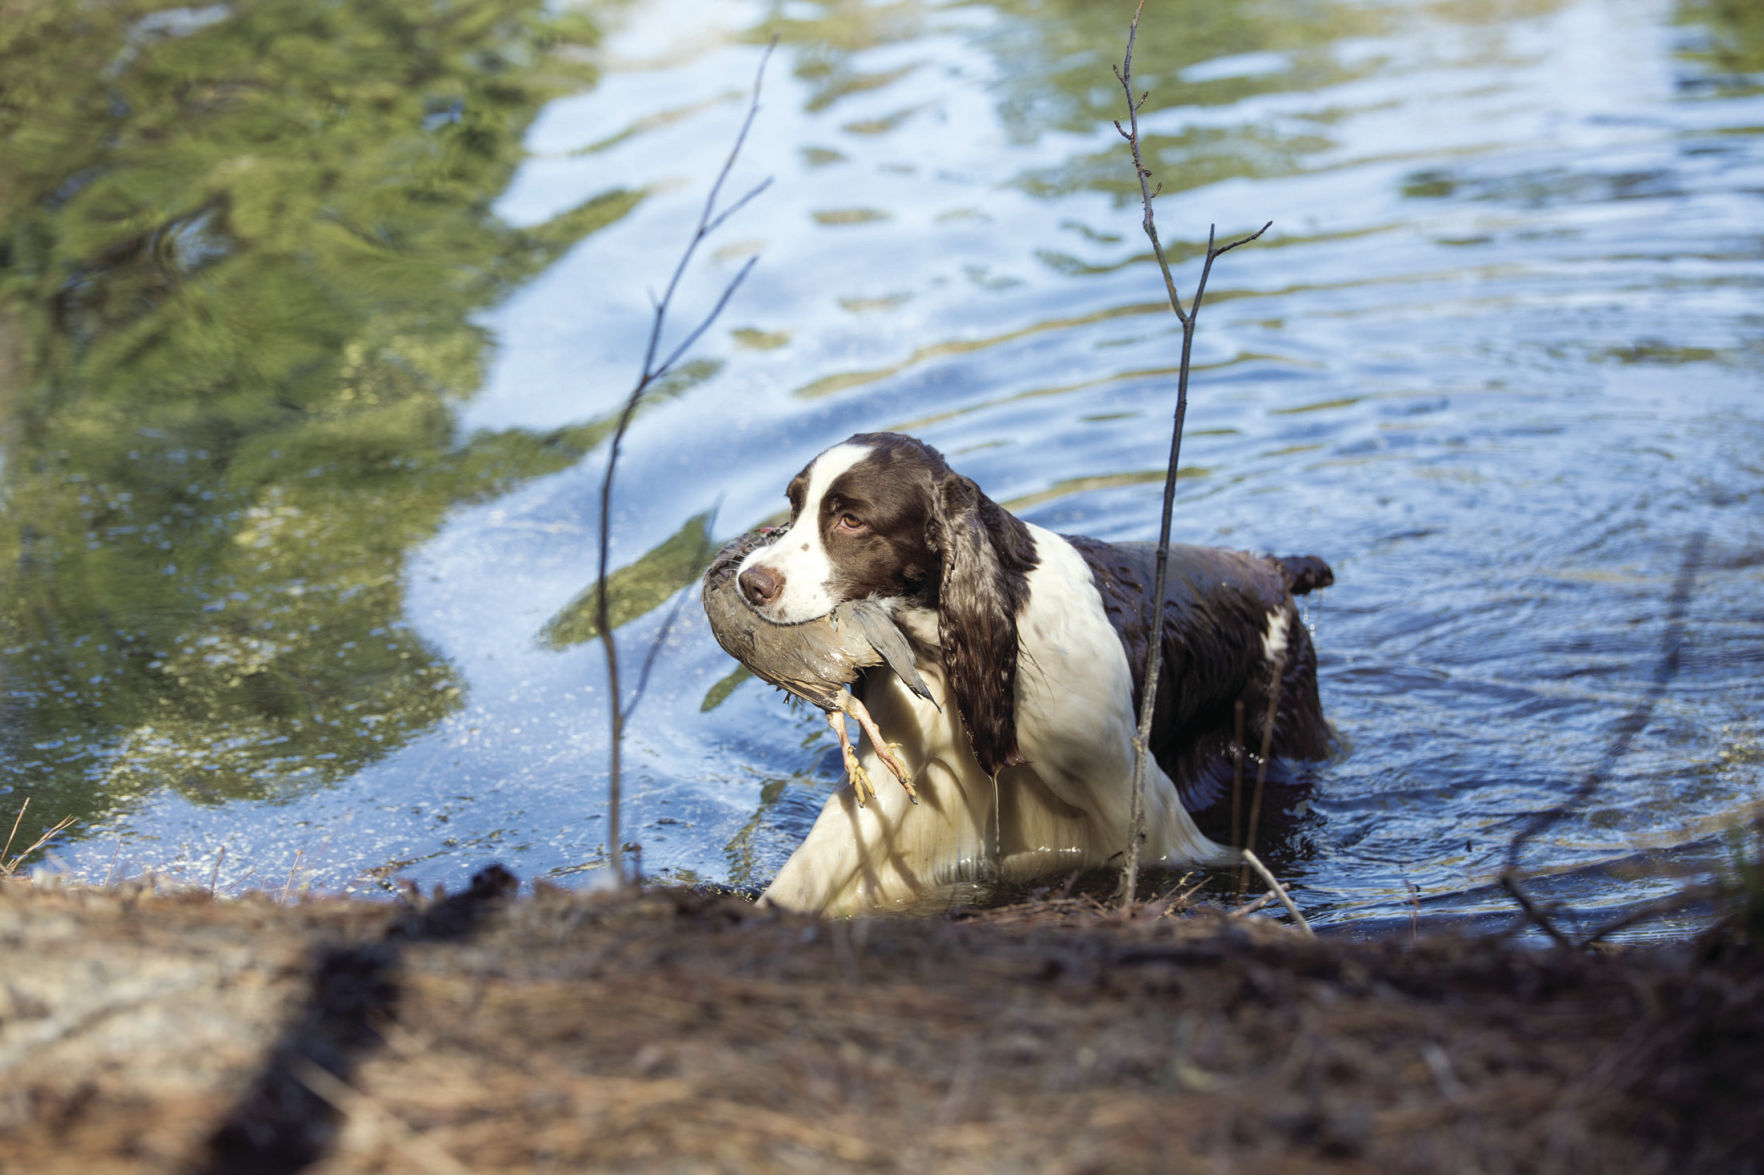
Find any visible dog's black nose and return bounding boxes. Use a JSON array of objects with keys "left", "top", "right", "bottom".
[{"left": 739, "top": 565, "right": 784, "bottom": 606}]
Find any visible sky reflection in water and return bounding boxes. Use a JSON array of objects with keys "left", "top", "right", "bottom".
[{"left": 2, "top": 0, "right": 1761, "bottom": 938}]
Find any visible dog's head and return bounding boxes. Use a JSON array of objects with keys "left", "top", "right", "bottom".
[{"left": 736, "top": 432, "right": 1037, "bottom": 775}]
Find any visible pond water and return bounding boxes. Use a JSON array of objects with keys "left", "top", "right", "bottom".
[{"left": 3, "top": 0, "right": 1761, "bottom": 939}]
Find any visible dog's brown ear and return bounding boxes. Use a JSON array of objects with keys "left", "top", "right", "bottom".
[{"left": 930, "top": 474, "right": 1031, "bottom": 776}]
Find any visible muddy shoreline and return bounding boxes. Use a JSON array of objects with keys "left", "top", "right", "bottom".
[{"left": 2, "top": 872, "right": 1758, "bottom": 1173}]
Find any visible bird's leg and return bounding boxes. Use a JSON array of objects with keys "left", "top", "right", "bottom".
[
  {"left": 826, "top": 709, "right": 877, "bottom": 806},
  {"left": 838, "top": 692, "right": 918, "bottom": 804}
]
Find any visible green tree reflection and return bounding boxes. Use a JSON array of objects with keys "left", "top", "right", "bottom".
[{"left": 0, "top": 0, "right": 634, "bottom": 849}]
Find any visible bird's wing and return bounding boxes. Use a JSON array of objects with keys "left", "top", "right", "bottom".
[{"left": 844, "top": 601, "right": 938, "bottom": 707}]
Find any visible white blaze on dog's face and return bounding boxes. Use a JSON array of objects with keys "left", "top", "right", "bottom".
[
  {"left": 736, "top": 441, "right": 872, "bottom": 623},
  {"left": 735, "top": 435, "right": 944, "bottom": 624}
]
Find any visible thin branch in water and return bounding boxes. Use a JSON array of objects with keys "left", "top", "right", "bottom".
[
  {"left": 1500, "top": 529, "right": 1704, "bottom": 936},
  {"left": 622, "top": 524, "right": 720, "bottom": 725},
  {"left": 1238, "top": 652, "right": 1285, "bottom": 894},
  {"left": 281, "top": 849, "right": 306, "bottom": 905},
  {"left": 222, "top": 867, "right": 259, "bottom": 897},
  {"left": 2, "top": 801, "right": 77, "bottom": 879},
  {"left": 1110, "top": 2, "right": 1185, "bottom": 324},
  {"left": 1240, "top": 848, "right": 1314, "bottom": 937},
  {"left": 595, "top": 40, "right": 776, "bottom": 889},
  {"left": 634, "top": 50, "right": 774, "bottom": 384},
  {"left": 1230, "top": 697, "right": 1245, "bottom": 854},
  {"left": 1110, "top": 2, "right": 1271, "bottom": 907},
  {"left": 1161, "top": 872, "right": 1210, "bottom": 913},
  {"left": 1499, "top": 870, "right": 1575, "bottom": 950},
  {"left": 653, "top": 252, "right": 763, "bottom": 378},
  {"left": 1228, "top": 892, "right": 1275, "bottom": 918},
  {"left": 703, "top": 177, "right": 775, "bottom": 241},
  {"left": 2, "top": 797, "right": 28, "bottom": 867}
]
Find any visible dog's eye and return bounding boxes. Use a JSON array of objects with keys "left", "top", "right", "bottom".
[{"left": 835, "top": 513, "right": 866, "bottom": 534}]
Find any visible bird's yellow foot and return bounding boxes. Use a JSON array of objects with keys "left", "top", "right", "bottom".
[
  {"left": 880, "top": 742, "right": 918, "bottom": 804},
  {"left": 848, "top": 761, "right": 877, "bottom": 807},
  {"left": 841, "top": 741, "right": 877, "bottom": 806}
]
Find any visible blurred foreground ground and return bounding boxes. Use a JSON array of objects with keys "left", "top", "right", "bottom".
[{"left": 1, "top": 873, "right": 1759, "bottom": 1174}]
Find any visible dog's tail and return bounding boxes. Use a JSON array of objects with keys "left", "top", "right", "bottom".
[{"left": 1275, "top": 554, "right": 1334, "bottom": 596}]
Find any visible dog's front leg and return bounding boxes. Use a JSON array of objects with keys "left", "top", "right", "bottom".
[{"left": 760, "top": 673, "right": 993, "bottom": 915}]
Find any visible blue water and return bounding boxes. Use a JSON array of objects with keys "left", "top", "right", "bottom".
[{"left": 6, "top": 0, "right": 1761, "bottom": 939}]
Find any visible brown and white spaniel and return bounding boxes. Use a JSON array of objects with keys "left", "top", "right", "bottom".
[{"left": 735, "top": 432, "right": 1332, "bottom": 914}]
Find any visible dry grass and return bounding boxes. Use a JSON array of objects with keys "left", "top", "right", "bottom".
[{"left": 0, "top": 798, "right": 75, "bottom": 879}]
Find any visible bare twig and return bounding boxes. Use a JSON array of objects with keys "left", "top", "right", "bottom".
[
  {"left": 222, "top": 866, "right": 259, "bottom": 897},
  {"left": 1238, "top": 651, "right": 1285, "bottom": 893},
  {"left": 1499, "top": 870, "right": 1575, "bottom": 949},
  {"left": 1502, "top": 529, "right": 1704, "bottom": 938},
  {"left": 622, "top": 523, "right": 721, "bottom": 723},
  {"left": 1112, "top": 1, "right": 1271, "bottom": 906},
  {"left": 1229, "top": 698, "right": 1245, "bottom": 851},
  {"left": 281, "top": 849, "right": 305, "bottom": 905},
  {"left": 1228, "top": 891, "right": 1276, "bottom": 918},
  {"left": 1240, "top": 848, "right": 1314, "bottom": 936},
  {"left": 595, "top": 41, "right": 775, "bottom": 887},
  {"left": 1158, "top": 871, "right": 1209, "bottom": 913},
  {"left": 2, "top": 797, "right": 27, "bottom": 866},
  {"left": 2, "top": 802, "right": 77, "bottom": 878}
]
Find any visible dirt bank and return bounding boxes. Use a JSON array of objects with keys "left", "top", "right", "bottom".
[{"left": 1, "top": 872, "right": 1758, "bottom": 1173}]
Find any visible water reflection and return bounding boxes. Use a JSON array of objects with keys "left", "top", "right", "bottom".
[
  {"left": 2, "top": 0, "right": 1760, "bottom": 937},
  {"left": 0, "top": 0, "right": 621, "bottom": 844}
]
